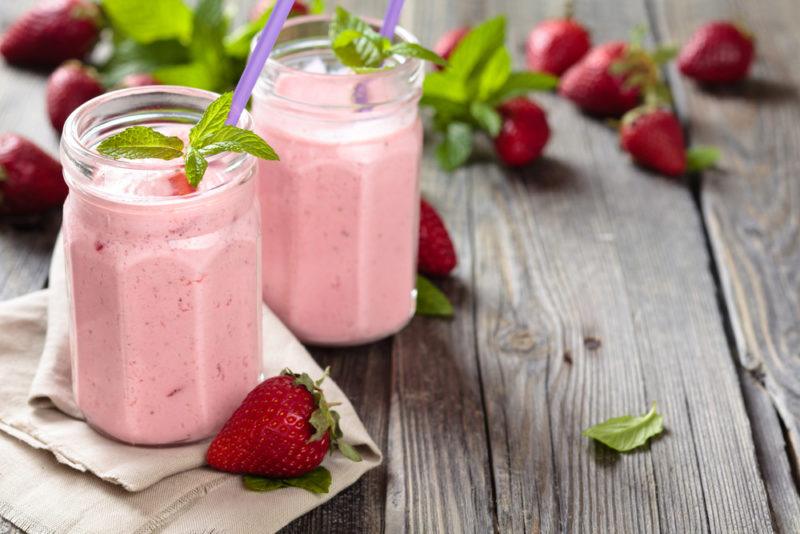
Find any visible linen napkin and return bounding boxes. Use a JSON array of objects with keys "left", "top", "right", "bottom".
[{"left": 0, "top": 236, "right": 382, "bottom": 534}]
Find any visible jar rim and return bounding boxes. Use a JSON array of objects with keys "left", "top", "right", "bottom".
[{"left": 61, "top": 86, "right": 257, "bottom": 208}]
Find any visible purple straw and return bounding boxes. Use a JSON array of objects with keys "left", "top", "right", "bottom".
[
  {"left": 379, "top": 0, "right": 405, "bottom": 40},
  {"left": 226, "top": 0, "right": 296, "bottom": 125}
]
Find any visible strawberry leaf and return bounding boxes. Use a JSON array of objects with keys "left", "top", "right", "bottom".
[
  {"left": 97, "top": 126, "right": 184, "bottom": 160},
  {"left": 436, "top": 122, "right": 473, "bottom": 171},
  {"left": 416, "top": 275, "right": 454, "bottom": 317},
  {"left": 686, "top": 146, "right": 721, "bottom": 172},
  {"left": 583, "top": 403, "right": 664, "bottom": 452},
  {"left": 244, "top": 466, "right": 332, "bottom": 494}
]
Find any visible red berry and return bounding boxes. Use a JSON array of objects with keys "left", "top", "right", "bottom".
[
  {"left": 559, "top": 41, "right": 640, "bottom": 117},
  {"left": 0, "top": 134, "right": 66, "bottom": 215},
  {"left": 418, "top": 199, "right": 457, "bottom": 276},
  {"left": 207, "top": 370, "right": 360, "bottom": 478},
  {"left": 620, "top": 107, "right": 686, "bottom": 176},
  {"left": 0, "top": 0, "right": 101, "bottom": 68},
  {"left": 433, "top": 27, "right": 470, "bottom": 69},
  {"left": 166, "top": 172, "right": 196, "bottom": 196},
  {"left": 494, "top": 97, "right": 550, "bottom": 167},
  {"left": 249, "top": 0, "right": 309, "bottom": 20},
  {"left": 118, "top": 73, "right": 160, "bottom": 88},
  {"left": 526, "top": 19, "right": 591, "bottom": 75},
  {"left": 678, "top": 21, "right": 754, "bottom": 84},
  {"left": 46, "top": 61, "right": 104, "bottom": 133}
]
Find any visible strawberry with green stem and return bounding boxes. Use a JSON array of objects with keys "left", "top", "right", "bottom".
[
  {"left": 97, "top": 92, "right": 277, "bottom": 187},
  {"left": 526, "top": 0, "right": 591, "bottom": 76},
  {"left": 421, "top": 16, "right": 559, "bottom": 170}
]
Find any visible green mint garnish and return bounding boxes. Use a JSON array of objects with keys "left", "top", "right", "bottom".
[
  {"left": 420, "top": 16, "right": 558, "bottom": 171},
  {"left": 244, "top": 466, "right": 332, "bottom": 495},
  {"left": 415, "top": 275, "right": 454, "bottom": 318},
  {"left": 97, "top": 91, "right": 278, "bottom": 187},
  {"left": 686, "top": 146, "right": 721, "bottom": 173},
  {"left": 329, "top": 6, "right": 446, "bottom": 71},
  {"left": 583, "top": 403, "right": 664, "bottom": 452}
]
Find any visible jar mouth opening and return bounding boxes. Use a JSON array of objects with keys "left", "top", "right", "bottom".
[
  {"left": 256, "top": 15, "right": 424, "bottom": 111},
  {"left": 61, "top": 86, "right": 256, "bottom": 207}
]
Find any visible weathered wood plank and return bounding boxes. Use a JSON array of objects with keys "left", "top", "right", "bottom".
[
  {"left": 0, "top": 1, "right": 60, "bottom": 302},
  {"left": 472, "top": 0, "right": 776, "bottom": 531},
  {"left": 649, "top": 0, "right": 800, "bottom": 530}
]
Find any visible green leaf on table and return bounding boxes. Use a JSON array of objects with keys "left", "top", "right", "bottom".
[
  {"left": 100, "top": 38, "right": 189, "bottom": 85},
  {"left": 469, "top": 101, "right": 502, "bottom": 137},
  {"left": 184, "top": 148, "right": 208, "bottom": 187},
  {"left": 436, "top": 122, "right": 474, "bottom": 171},
  {"left": 446, "top": 16, "right": 506, "bottom": 81},
  {"left": 198, "top": 126, "right": 280, "bottom": 161},
  {"left": 153, "top": 62, "right": 218, "bottom": 91},
  {"left": 477, "top": 47, "right": 511, "bottom": 101},
  {"left": 97, "top": 127, "right": 184, "bottom": 160},
  {"left": 416, "top": 275, "right": 454, "bottom": 318},
  {"left": 244, "top": 466, "right": 332, "bottom": 495},
  {"left": 387, "top": 42, "right": 447, "bottom": 66},
  {"left": 101, "top": 0, "right": 193, "bottom": 44},
  {"left": 490, "top": 71, "right": 560, "bottom": 104},
  {"left": 583, "top": 403, "right": 664, "bottom": 452},
  {"left": 686, "top": 146, "right": 721, "bottom": 173}
]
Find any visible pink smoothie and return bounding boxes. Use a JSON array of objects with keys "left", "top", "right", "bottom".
[
  {"left": 253, "top": 56, "right": 422, "bottom": 345},
  {"left": 63, "top": 125, "right": 262, "bottom": 445}
]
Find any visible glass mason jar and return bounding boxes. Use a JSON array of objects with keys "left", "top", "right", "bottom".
[
  {"left": 252, "top": 15, "right": 424, "bottom": 346},
  {"left": 60, "top": 87, "right": 262, "bottom": 446}
]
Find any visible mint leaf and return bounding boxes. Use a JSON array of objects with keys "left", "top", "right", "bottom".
[
  {"left": 184, "top": 148, "right": 208, "bottom": 187},
  {"left": 477, "top": 47, "right": 511, "bottom": 101},
  {"left": 189, "top": 0, "right": 232, "bottom": 92},
  {"left": 199, "top": 126, "right": 279, "bottom": 161},
  {"left": 153, "top": 62, "right": 217, "bottom": 91},
  {"left": 100, "top": 38, "right": 189, "bottom": 85},
  {"left": 469, "top": 101, "right": 502, "bottom": 137},
  {"left": 97, "top": 127, "right": 184, "bottom": 160},
  {"left": 436, "top": 122, "right": 473, "bottom": 171},
  {"left": 332, "top": 29, "right": 385, "bottom": 69},
  {"left": 309, "top": 0, "right": 326, "bottom": 14},
  {"left": 189, "top": 92, "right": 233, "bottom": 147},
  {"left": 244, "top": 467, "right": 332, "bottom": 495},
  {"left": 387, "top": 42, "right": 447, "bottom": 66},
  {"left": 416, "top": 275, "right": 454, "bottom": 317},
  {"left": 225, "top": 6, "right": 271, "bottom": 60},
  {"left": 102, "top": 0, "right": 193, "bottom": 44},
  {"left": 490, "top": 71, "right": 559, "bottom": 104},
  {"left": 446, "top": 16, "right": 506, "bottom": 81},
  {"left": 686, "top": 146, "right": 721, "bottom": 172},
  {"left": 583, "top": 403, "right": 664, "bottom": 452}
]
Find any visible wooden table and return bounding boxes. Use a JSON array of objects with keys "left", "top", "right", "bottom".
[{"left": 3, "top": 0, "right": 800, "bottom": 532}]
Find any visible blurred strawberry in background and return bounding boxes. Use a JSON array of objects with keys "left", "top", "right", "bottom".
[
  {"left": 433, "top": 27, "right": 470, "bottom": 66},
  {"left": 118, "top": 73, "right": 161, "bottom": 88},
  {"left": 249, "top": 0, "right": 311, "bottom": 21},
  {"left": 678, "top": 21, "right": 754, "bottom": 84},
  {"left": 526, "top": 18, "right": 590, "bottom": 75},
  {"left": 46, "top": 61, "right": 104, "bottom": 133},
  {"left": 0, "top": 134, "right": 66, "bottom": 215}
]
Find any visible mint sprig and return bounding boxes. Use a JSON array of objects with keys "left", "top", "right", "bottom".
[
  {"left": 97, "top": 92, "right": 278, "bottom": 187},
  {"left": 583, "top": 403, "right": 664, "bottom": 452},
  {"left": 329, "top": 6, "right": 446, "bottom": 71},
  {"left": 420, "top": 17, "right": 559, "bottom": 170},
  {"left": 416, "top": 275, "right": 454, "bottom": 317}
]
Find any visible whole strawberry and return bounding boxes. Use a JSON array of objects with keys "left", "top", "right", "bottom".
[
  {"left": 0, "top": 0, "right": 101, "bottom": 68},
  {"left": 0, "top": 134, "right": 66, "bottom": 215},
  {"left": 526, "top": 19, "right": 591, "bottom": 75},
  {"left": 559, "top": 41, "right": 640, "bottom": 117},
  {"left": 620, "top": 107, "right": 686, "bottom": 176},
  {"left": 118, "top": 73, "right": 160, "bottom": 89},
  {"left": 418, "top": 199, "right": 457, "bottom": 276},
  {"left": 678, "top": 21, "right": 754, "bottom": 84},
  {"left": 46, "top": 61, "right": 104, "bottom": 133},
  {"left": 494, "top": 97, "right": 550, "bottom": 167},
  {"left": 250, "top": 0, "right": 310, "bottom": 20},
  {"left": 207, "top": 369, "right": 361, "bottom": 478},
  {"left": 434, "top": 27, "right": 470, "bottom": 64}
]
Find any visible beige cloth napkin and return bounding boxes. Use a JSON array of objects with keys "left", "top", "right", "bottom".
[{"left": 0, "top": 236, "right": 381, "bottom": 534}]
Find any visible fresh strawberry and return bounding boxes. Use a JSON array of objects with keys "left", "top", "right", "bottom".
[
  {"left": 0, "top": 0, "right": 101, "bottom": 68},
  {"left": 0, "top": 134, "right": 66, "bottom": 215},
  {"left": 118, "top": 73, "right": 160, "bottom": 88},
  {"left": 207, "top": 369, "right": 361, "bottom": 478},
  {"left": 166, "top": 172, "right": 196, "bottom": 196},
  {"left": 46, "top": 61, "right": 104, "bottom": 133},
  {"left": 526, "top": 19, "right": 591, "bottom": 75},
  {"left": 494, "top": 97, "right": 550, "bottom": 166},
  {"left": 249, "top": 0, "right": 309, "bottom": 21},
  {"left": 620, "top": 107, "right": 686, "bottom": 176},
  {"left": 433, "top": 26, "right": 470, "bottom": 67},
  {"left": 678, "top": 21, "right": 754, "bottom": 84},
  {"left": 418, "top": 199, "right": 457, "bottom": 276},
  {"left": 559, "top": 41, "right": 641, "bottom": 116}
]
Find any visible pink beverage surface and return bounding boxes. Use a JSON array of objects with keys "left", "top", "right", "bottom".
[
  {"left": 64, "top": 126, "right": 261, "bottom": 445},
  {"left": 253, "top": 71, "right": 422, "bottom": 345}
]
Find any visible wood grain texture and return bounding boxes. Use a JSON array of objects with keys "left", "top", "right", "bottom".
[
  {"left": 472, "top": 0, "right": 775, "bottom": 531},
  {"left": 649, "top": 0, "right": 800, "bottom": 531}
]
